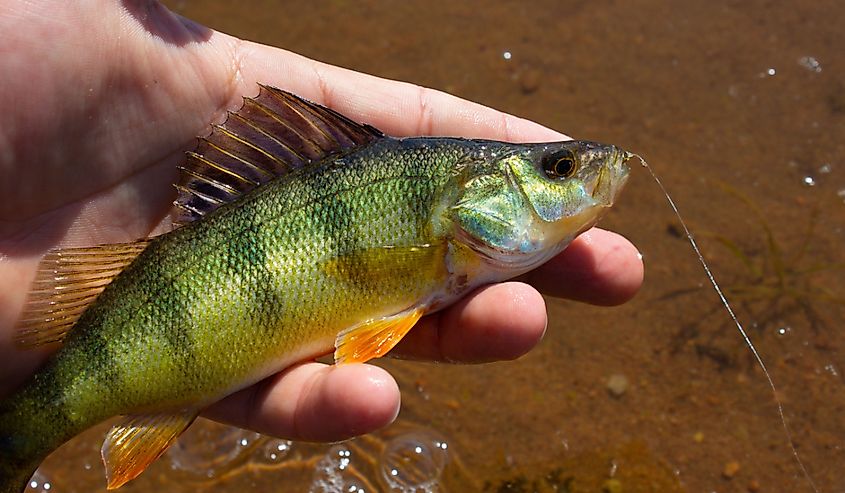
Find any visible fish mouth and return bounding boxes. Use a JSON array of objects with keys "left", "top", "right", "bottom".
[{"left": 587, "top": 147, "right": 632, "bottom": 206}]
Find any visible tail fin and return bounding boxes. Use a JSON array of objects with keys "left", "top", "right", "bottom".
[
  {"left": 0, "top": 464, "right": 36, "bottom": 493},
  {"left": 0, "top": 413, "right": 40, "bottom": 493}
]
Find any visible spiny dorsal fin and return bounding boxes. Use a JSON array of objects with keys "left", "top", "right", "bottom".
[
  {"left": 16, "top": 240, "right": 150, "bottom": 348},
  {"left": 173, "top": 85, "right": 384, "bottom": 225}
]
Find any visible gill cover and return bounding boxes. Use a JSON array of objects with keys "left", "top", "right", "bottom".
[
  {"left": 450, "top": 141, "right": 629, "bottom": 267},
  {"left": 451, "top": 158, "right": 535, "bottom": 256}
]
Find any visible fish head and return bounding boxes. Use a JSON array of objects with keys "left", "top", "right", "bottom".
[{"left": 449, "top": 140, "right": 632, "bottom": 273}]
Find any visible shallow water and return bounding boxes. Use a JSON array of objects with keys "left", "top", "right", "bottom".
[{"left": 31, "top": 1, "right": 845, "bottom": 491}]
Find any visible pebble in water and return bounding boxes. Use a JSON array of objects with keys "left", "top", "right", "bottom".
[
  {"left": 722, "top": 460, "right": 741, "bottom": 479},
  {"left": 606, "top": 374, "right": 629, "bottom": 398},
  {"left": 168, "top": 421, "right": 261, "bottom": 478},
  {"left": 379, "top": 431, "right": 450, "bottom": 492},
  {"left": 517, "top": 68, "right": 542, "bottom": 94}
]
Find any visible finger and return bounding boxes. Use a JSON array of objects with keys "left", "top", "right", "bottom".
[
  {"left": 211, "top": 36, "right": 566, "bottom": 142},
  {"left": 391, "top": 282, "right": 547, "bottom": 363},
  {"left": 524, "top": 228, "right": 643, "bottom": 306},
  {"left": 204, "top": 362, "right": 400, "bottom": 442}
]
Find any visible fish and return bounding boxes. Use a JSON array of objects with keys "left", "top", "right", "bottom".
[{"left": 0, "top": 85, "right": 632, "bottom": 492}]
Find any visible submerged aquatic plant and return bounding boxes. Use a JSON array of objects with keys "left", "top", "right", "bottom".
[
  {"left": 708, "top": 184, "right": 843, "bottom": 329},
  {"left": 666, "top": 183, "right": 844, "bottom": 366},
  {"left": 481, "top": 442, "right": 683, "bottom": 493}
]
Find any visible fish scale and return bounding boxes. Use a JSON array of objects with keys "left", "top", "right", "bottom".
[{"left": 0, "top": 87, "right": 632, "bottom": 492}]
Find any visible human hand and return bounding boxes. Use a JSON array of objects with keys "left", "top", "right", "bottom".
[{"left": 0, "top": 0, "right": 642, "bottom": 441}]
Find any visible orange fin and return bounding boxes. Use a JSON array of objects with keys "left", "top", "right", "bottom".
[
  {"left": 16, "top": 240, "right": 150, "bottom": 348},
  {"left": 101, "top": 411, "right": 198, "bottom": 490},
  {"left": 334, "top": 307, "right": 424, "bottom": 365},
  {"left": 172, "top": 85, "right": 383, "bottom": 225}
]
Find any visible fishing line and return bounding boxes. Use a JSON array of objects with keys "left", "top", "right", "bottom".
[{"left": 633, "top": 155, "right": 820, "bottom": 493}]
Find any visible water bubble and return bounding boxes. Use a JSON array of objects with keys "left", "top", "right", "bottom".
[
  {"left": 379, "top": 431, "right": 450, "bottom": 492},
  {"left": 310, "top": 446, "right": 369, "bottom": 493},
  {"left": 802, "top": 176, "right": 816, "bottom": 186},
  {"left": 26, "top": 471, "right": 52, "bottom": 492},
  {"left": 798, "top": 56, "right": 822, "bottom": 73},
  {"left": 168, "top": 421, "right": 260, "bottom": 477},
  {"left": 254, "top": 438, "right": 293, "bottom": 464},
  {"left": 502, "top": 51, "right": 512, "bottom": 60},
  {"left": 818, "top": 163, "right": 832, "bottom": 174},
  {"left": 838, "top": 188, "right": 845, "bottom": 202},
  {"left": 776, "top": 326, "right": 792, "bottom": 337},
  {"left": 759, "top": 67, "right": 777, "bottom": 78},
  {"left": 824, "top": 363, "right": 839, "bottom": 377}
]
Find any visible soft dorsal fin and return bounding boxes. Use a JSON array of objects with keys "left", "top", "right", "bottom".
[
  {"left": 16, "top": 240, "right": 150, "bottom": 348},
  {"left": 173, "top": 85, "right": 384, "bottom": 225}
]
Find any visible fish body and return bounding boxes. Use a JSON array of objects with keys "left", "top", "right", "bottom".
[{"left": 0, "top": 87, "right": 631, "bottom": 492}]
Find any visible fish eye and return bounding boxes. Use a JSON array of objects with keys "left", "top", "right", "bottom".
[{"left": 542, "top": 150, "right": 578, "bottom": 179}]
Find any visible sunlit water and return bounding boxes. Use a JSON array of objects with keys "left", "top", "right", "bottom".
[{"left": 30, "top": 419, "right": 452, "bottom": 493}]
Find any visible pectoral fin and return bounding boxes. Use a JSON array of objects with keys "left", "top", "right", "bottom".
[
  {"left": 334, "top": 307, "right": 424, "bottom": 364},
  {"left": 101, "top": 411, "right": 198, "bottom": 490}
]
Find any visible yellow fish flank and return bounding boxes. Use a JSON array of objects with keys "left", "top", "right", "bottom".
[{"left": 0, "top": 86, "right": 632, "bottom": 492}]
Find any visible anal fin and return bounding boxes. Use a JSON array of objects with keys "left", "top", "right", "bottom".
[
  {"left": 16, "top": 240, "right": 150, "bottom": 348},
  {"left": 102, "top": 410, "right": 198, "bottom": 490},
  {"left": 334, "top": 307, "right": 424, "bottom": 365}
]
